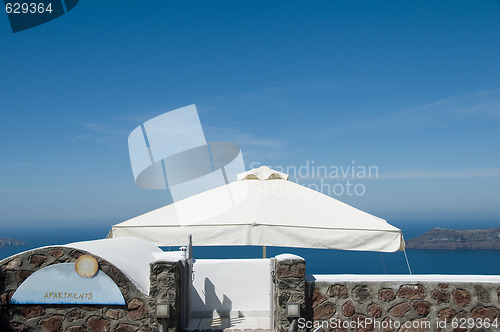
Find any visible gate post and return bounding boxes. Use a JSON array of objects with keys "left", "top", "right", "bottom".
[
  {"left": 273, "top": 254, "right": 307, "bottom": 332},
  {"left": 149, "top": 259, "right": 183, "bottom": 332}
]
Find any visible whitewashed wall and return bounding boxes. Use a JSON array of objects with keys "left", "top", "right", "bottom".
[{"left": 191, "top": 259, "right": 271, "bottom": 317}]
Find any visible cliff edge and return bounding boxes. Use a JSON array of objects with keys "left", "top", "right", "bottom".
[{"left": 406, "top": 227, "right": 500, "bottom": 250}]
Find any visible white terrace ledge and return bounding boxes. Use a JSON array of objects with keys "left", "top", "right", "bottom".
[
  {"left": 0, "top": 237, "right": 187, "bottom": 296},
  {"left": 66, "top": 237, "right": 185, "bottom": 295},
  {"left": 307, "top": 274, "right": 500, "bottom": 283}
]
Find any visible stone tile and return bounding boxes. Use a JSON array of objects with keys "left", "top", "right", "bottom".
[
  {"left": 257, "top": 316, "right": 271, "bottom": 329},
  {"left": 229, "top": 317, "right": 260, "bottom": 329},
  {"left": 187, "top": 318, "right": 200, "bottom": 330},
  {"left": 199, "top": 317, "right": 230, "bottom": 329}
]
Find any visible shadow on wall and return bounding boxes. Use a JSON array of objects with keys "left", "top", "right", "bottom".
[{"left": 191, "top": 278, "right": 233, "bottom": 317}]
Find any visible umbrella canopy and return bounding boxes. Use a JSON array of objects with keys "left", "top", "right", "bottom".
[{"left": 108, "top": 167, "right": 404, "bottom": 252}]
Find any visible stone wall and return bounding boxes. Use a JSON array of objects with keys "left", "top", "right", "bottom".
[
  {"left": 0, "top": 246, "right": 151, "bottom": 332},
  {"left": 310, "top": 279, "right": 500, "bottom": 332},
  {"left": 3, "top": 247, "right": 500, "bottom": 332},
  {"left": 149, "top": 260, "right": 183, "bottom": 332},
  {"left": 274, "top": 255, "right": 308, "bottom": 332}
]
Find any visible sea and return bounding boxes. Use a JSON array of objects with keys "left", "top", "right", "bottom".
[{"left": 1, "top": 219, "right": 499, "bottom": 275}]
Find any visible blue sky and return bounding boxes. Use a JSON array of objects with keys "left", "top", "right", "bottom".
[{"left": 1, "top": 0, "right": 499, "bottom": 228}]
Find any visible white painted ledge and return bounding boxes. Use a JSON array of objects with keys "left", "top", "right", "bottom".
[
  {"left": 275, "top": 254, "right": 305, "bottom": 261},
  {"left": 308, "top": 274, "right": 500, "bottom": 283}
]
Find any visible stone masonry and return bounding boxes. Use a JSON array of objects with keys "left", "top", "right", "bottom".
[
  {"left": 2, "top": 247, "right": 499, "bottom": 332},
  {"left": 149, "top": 260, "right": 183, "bottom": 332},
  {"left": 311, "top": 280, "right": 500, "bottom": 332},
  {"left": 0, "top": 246, "right": 152, "bottom": 331},
  {"left": 274, "top": 255, "right": 308, "bottom": 332}
]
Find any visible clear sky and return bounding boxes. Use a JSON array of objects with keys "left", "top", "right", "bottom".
[{"left": 1, "top": 1, "right": 499, "bottom": 228}]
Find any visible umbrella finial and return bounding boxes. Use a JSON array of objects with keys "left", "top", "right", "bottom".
[{"left": 237, "top": 166, "right": 289, "bottom": 181}]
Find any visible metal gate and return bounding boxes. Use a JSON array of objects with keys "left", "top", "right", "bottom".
[{"left": 185, "top": 257, "right": 275, "bottom": 330}]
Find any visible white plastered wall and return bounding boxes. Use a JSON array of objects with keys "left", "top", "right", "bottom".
[{"left": 190, "top": 259, "right": 271, "bottom": 318}]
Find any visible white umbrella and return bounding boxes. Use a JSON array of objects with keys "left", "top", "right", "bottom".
[{"left": 108, "top": 167, "right": 404, "bottom": 252}]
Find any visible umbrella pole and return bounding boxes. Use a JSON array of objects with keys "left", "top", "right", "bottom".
[{"left": 263, "top": 245, "right": 266, "bottom": 259}]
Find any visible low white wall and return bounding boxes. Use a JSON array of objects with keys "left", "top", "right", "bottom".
[
  {"left": 309, "top": 274, "right": 500, "bottom": 283},
  {"left": 191, "top": 259, "right": 271, "bottom": 317}
]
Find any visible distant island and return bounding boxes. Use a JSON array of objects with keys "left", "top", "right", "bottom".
[
  {"left": 406, "top": 227, "right": 500, "bottom": 250},
  {"left": 0, "top": 238, "right": 25, "bottom": 249}
]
